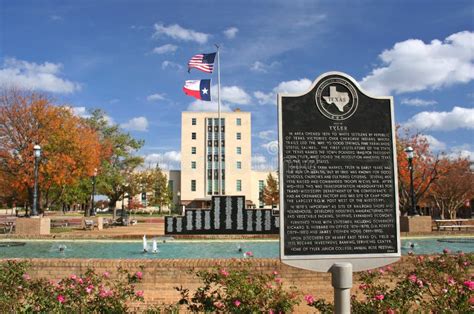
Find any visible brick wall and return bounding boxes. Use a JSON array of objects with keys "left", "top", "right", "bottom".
[{"left": 2, "top": 257, "right": 425, "bottom": 313}]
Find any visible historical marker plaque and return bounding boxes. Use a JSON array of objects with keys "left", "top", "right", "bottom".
[{"left": 279, "top": 72, "right": 400, "bottom": 272}]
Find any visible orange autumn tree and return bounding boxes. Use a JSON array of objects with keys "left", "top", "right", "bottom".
[
  {"left": 0, "top": 89, "right": 103, "bottom": 211},
  {"left": 430, "top": 157, "right": 474, "bottom": 219},
  {"left": 396, "top": 127, "right": 442, "bottom": 215}
]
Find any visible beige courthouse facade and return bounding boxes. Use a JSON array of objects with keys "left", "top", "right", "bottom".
[{"left": 161, "top": 109, "right": 276, "bottom": 210}]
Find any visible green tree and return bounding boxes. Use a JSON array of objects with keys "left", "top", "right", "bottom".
[
  {"left": 85, "top": 109, "right": 144, "bottom": 218},
  {"left": 262, "top": 173, "right": 279, "bottom": 208}
]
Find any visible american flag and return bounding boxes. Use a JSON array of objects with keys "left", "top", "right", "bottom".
[{"left": 188, "top": 52, "right": 216, "bottom": 73}]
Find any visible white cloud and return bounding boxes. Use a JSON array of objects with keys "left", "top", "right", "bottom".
[
  {"left": 446, "top": 147, "right": 474, "bottom": 162},
  {"left": 254, "top": 78, "right": 312, "bottom": 105},
  {"left": 223, "top": 27, "right": 239, "bottom": 39},
  {"left": 153, "top": 23, "right": 209, "bottom": 44},
  {"left": 68, "top": 106, "right": 115, "bottom": 125},
  {"left": 250, "top": 61, "right": 280, "bottom": 73},
  {"left": 143, "top": 151, "right": 181, "bottom": 169},
  {"left": 152, "top": 44, "right": 178, "bottom": 54},
  {"left": 258, "top": 130, "right": 276, "bottom": 140},
  {"left": 0, "top": 58, "right": 81, "bottom": 94},
  {"left": 186, "top": 100, "right": 232, "bottom": 112},
  {"left": 120, "top": 116, "right": 149, "bottom": 132},
  {"left": 401, "top": 98, "right": 437, "bottom": 106},
  {"left": 252, "top": 155, "right": 277, "bottom": 170},
  {"left": 360, "top": 31, "right": 474, "bottom": 95},
  {"left": 49, "top": 15, "right": 63, "bottom": 21},
  {"left": 403, "top": 106, "right": 474, "bottom": 131},
  {"left": 147, "top": 93, "right": 166, "bottom": 102},
  {"left": 421, "top": 135, "right": 446, "bottom": 152},
  {"left": 217, "top": 85, "right": 252, "bottom": 105},
  {"left": 162, "top": 60, "right": 183, "bottom": 70}
]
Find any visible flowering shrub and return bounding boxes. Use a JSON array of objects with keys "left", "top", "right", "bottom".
[
  {"left": 176, "top": 259, "right": 300, "bottom": 313},
  {"left": 0, "top": 260, "right": 144, "bottom": 312},
  {"left": 306, "top": 251, "right": 474, "bottom": 313}
]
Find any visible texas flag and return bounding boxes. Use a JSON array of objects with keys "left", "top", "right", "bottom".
[{"left": 183, "top": 79, "right": 211, "bottom": 101}]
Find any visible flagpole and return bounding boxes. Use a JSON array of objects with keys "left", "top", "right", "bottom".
[{"left": 215, "top": 44, "right": 221, "bottom": 195}]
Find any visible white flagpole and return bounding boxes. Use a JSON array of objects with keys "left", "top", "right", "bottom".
[{"left": 215, "top": 44, "right": 221, "bottom": 195}]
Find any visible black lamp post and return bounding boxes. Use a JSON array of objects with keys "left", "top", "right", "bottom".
[
  {"left": 32, "top": 145, "right": 41, "bottom": 217},
  {"left": 91, "top": 168, "right": 98, "bottom": 216},
  {"left": 405, "top": 146, "right": 417, "bottom": 216}
]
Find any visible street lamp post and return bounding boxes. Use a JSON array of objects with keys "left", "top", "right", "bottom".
[
  {"left": 32, "top": 145, "right": 41, "bottom": 217},
  {"left": 91, "top": 168, "right": 98, "bottom": 216},
  {"left": 405, "top": 146, "right": 417, "bottom": 216}
]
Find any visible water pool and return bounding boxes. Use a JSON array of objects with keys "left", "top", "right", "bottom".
[{"left": 0, "top": 237, "right": 472, "bottom": 259}]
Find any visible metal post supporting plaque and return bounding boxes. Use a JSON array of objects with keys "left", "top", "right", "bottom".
[{"left": 330, "top": 263, "right": 352, "bottom": 314}]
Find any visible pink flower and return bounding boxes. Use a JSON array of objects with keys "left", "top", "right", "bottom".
[
  {"left": 57, "top": 295, "right": 65, "bottom": 303},
  {"left": 266, "top": 283, "right": 273, "bottom": 289},
  {"left": 463, "top": 261, "right": 469, "bottom": 267},
  {"left": 359, "top": 283, "right": 368, "bottom": 290},
  {"left": 408, "top": 274, "right": 417, "bottom": 283},
  {"left": 375, "top": 294, "right": 384, "bottom": 301},
  {"left": 245, "top": 251, "right": 253, "bottom": 257},
  {"left": 135, "top": 290, "right": 144, "bottom": 298},
  {"left": 234, "top": 300, "right": 241, "bottom": 307},
  {"left": 463, "top": 280, "right": 474, "bottom": 291},
  {"left": 416, "top": 279, "right": 424, "bottom": 288},
  {"left": 103, "top": 271, "right": 110, "bottom": 278},
  {"left": 447, "top": 277, "right": 456, "bottom": 286},
  {"left": 85, "top": 286, "right": 93, "bottom": 294},
  {"left": 378, "top": 268, "right": 385, "bottom": 274},
  {"left": 459, "top": 251, "right": 465, "bottom": 257},
  {"left": 417, "top": 256, "right": 424, "bottom": 262},
  {"left": 135, "top": 271, "right": 143, "bottom": 280},
  {"left": 386, "top": 309, "right": 395, "bottom": 314},
  {"left": 385, "top": 266, "right": 393, "bottom": 272},
  {"left": 304, "top": 294, "right": 315, "bottom": 305},
  {"left": 76, "top": 277, "right": 83, "bottom": 284},
  {"left": 275, "top": 277, "right": 283, "bottom": 284},
  {"left": 443, "top": 248, "right": 450, "bottom": 254},
  {"left": 219, "top": 269, "right": 229, "bottom": 277},
  {"left": 442, "top": 288, "right": 448, "bottom": 294},
  {"left": 269, "top": 310, "right": 275, "bottom": 314},
  {"left": 99, "top": 289, "right": 112, "bottom": 298},
  {"left": 22, "top": 274, "right": 31, "bottom": 281},
  {"left": 214, "top": 301, "right": 224, "bottom": 309},
  {"left": 273, "top": 270, "right": 279, "bottom": 276},
  {"left": 69, "top": 274, "right": 77, "bottom": 280},
  {"left": 469, "top": 297, "right": 474, "bottom": 305}
]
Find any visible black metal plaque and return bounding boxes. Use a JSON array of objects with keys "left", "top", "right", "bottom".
[{"left": 280, "top": 72, "right": 399, "bottom": 259}]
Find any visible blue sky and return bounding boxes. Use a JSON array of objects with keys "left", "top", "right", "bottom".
[{"left": 1, "top": 0, "right": 473, "bottom": 170}]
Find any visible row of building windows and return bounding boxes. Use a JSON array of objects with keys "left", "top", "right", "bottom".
[
  {"left": 192, "top": 132, "right": 241, "bottom": 140},
  {"left": 191, "top": 180, "right": 242, "bottom": 192},
  {"left": 191, "top": 118, "right": 241, "bottom": 126},
  {"left": 190, "top": 161, "right": 243, "bottom": 169}
]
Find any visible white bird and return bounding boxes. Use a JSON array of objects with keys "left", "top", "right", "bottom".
[{"left": 152, "top": 237, "right": 158, "bottom": 253}]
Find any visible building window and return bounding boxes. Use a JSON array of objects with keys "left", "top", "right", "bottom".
[
  {"left": 169, "top": 180, "right": 174, "bottom": 193},
  {"left": 191, "top": 161, "right": 196, "bottom": 169},
  {"left": 236, "top": 161, "right": 241, "bottom": 169},
  {"left": 236, "top": 180, "right": 242, "bottom": 192},
  {"left": 236, "top": 147, "right": 241, "bottom": 154},
  {"left": 192, "top": 147, "right": 196, "bottom": 154},
  {"left": 236, "top": 118, "right": 241, "bottom": 126},
  {"left": 192, "top": 132, "right": 196, "bottom": 140},
  {"left": 192, "top": 118, "right": 196, "bottom": 125},
  {"left": 191, "top": 180, "right": 196, "bottom": 192},
  {"left": 236, "top": 132, "right": 241, "bottom": 140}
]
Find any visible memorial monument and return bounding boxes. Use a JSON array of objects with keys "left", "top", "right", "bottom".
[{"left": 165, "top": 195, "right": 279, "bottom": 235}]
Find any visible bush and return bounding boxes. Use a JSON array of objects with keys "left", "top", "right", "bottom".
[
  {"left": 0, "top": 260, "right": 145, "bottom": 313},
  {"left": 306, "top": 251, "right": 474, "bottom": 313},
  {"left": 176, "top": 259, "right": 300, "bottom": 313}
]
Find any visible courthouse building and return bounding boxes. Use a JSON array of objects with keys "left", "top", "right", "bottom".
[{"left": 162, "top": 109, "right": 275, "bottom": 210}]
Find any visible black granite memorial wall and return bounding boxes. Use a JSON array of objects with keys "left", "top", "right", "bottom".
[{"left": 165, "top": 196, "right": 279, "bottom": 235}]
